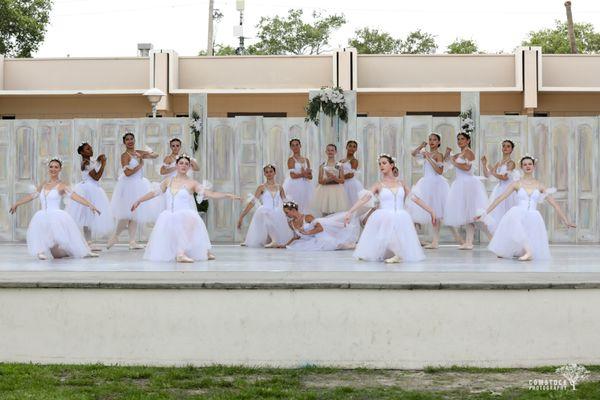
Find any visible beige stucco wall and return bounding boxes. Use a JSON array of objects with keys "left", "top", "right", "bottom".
[
  {"left": 357, "top": 93, "right": 460, "bottom": 116},
  {"left": 207, "top": 93, "right": 308, "bottom": 117},
  {"left": 480, "top": 93, "right": 525, "bottom": 115},
  {"left": 542, "top": 55, "right": 600, "bottom": 89},
  {"left": 537, "top": 93, "right": 600, "bottom": 116}
]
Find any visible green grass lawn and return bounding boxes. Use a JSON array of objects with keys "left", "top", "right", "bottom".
[{"left": 0, "top": 363, "right": 599, "bottom": 399}]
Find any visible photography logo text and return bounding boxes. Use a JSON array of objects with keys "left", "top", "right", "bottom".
[{"left": 529, "top": 364, "right": 590, "bottom": 391}]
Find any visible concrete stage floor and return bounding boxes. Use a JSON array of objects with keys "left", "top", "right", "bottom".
[{"left": 1, "top": 244, "right": 599, "bottom": 289}]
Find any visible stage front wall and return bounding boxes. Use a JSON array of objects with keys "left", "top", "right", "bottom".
[{"left": 0, "top": 116, "right": 598, "bottom": 243}]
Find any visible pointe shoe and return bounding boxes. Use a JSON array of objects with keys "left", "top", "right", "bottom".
[
  {"left": 240, "top": 242, "right": 247, "bottom": 247},
  {"left": 424, "top": 243, "right": 439, "bottom": 249},
  {"left": 90, "top": 244, "right": 103, "bottom": 252},
  {"left": 176, "top": 255, "right": 194, "bottom": 263},
  {"left": 264, "top": 241, "right": 277, "bottom": 248},
  {"left": 384, "top": 255, "right": 402, "bottom": 264},
  {"left": 207, "top": 252, "right": 216, "bottom": 260},
  {"left": 458, "top": 244, "right": 473, "bottom": 250},
  {"left": 129, "top": 241, "right": 145, "bottom": 250},
  {"left": 86, "top": 252, "right": 99, "bottom": 258},
  {"left": 37, "top": 253, "right": 48, "bottom": 260},
  {"left": 106, "top": 236, "right": 118, "bottom": 249},
  {"left": 518, "top": 253, "right": 532, "bottom": 261}
]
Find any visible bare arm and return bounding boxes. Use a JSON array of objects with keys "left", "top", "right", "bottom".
[
  {"left": 426, "top": 153, "right": 444, "bottom": 175},
  {"left": 190, "top": 158, "right": 200, "bottom": 172},
  {"left": 343, "top": 159, "right": 358, "bottom": 179},
  {"left": 482, "top": 181, "right": 519, "bottom": 216},
  {"left": 69, "top": 191, "right": 100, "bottom": 215},
  {"left": 288, "top": 158, "right": 302, "bottom": 179},
  {"left": 299, "top": 216, "right": 323, "bottom": 235},
  {"left": 491, "top": 161, "right": 515, "bottom": 181},
  {"left": 88, "top": 155, "right": 107, "bottom": 181},
  {"left": 121, "top": 153, "right": 144, "bottom": 177},
  {"left": 9, "top": 184, "right": 42, "bottom": 214},
  {"left": 344, "top": 184, "right": 380, "bottom": 224},
  {"left": 405, "top": 182, "right": 436, "bottom": 224},
  {"left": 317, "top": 165, "right": 327, "bottom": 185},
  {"left": 336, "top": 165, "right": 345, "bottom": 184},
  {"left": 160, "top": 155, "right": 176, "bottom": 176},
  {"left": 412, "top": 142, "right": 427, "bottom": 157},
  {"left": 545, "top": 193, "right": 576, "bottom": 228},
  {"left": 131, "top": 179, "right": 168, "bottom": 211},
  {"left": 304, "top": 159, "right": 313, "bottom": 180},
  {"left": 480, "top": 156, "right": 491, "bottom": 178},
  {"left": 237, "top": 185, "right": 262, "bottom": 229}
]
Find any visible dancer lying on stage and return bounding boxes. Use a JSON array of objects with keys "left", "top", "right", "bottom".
[
  {"left": 281, "top": 200, "right": 359, "bottom": 251},
  {"left": 311, "top": 143, "right": 348, "bottom": 216},
  {"left": 282, "top": 138, "right": 313, "bottom": 213},
  {"left": 67, "top": 142, "right": 114, "bottom": 251},
  {"left": 340, "top": 139, "right": 364, "bottom": 206},
  {"left": 481, "top": 139, "right": 518, "bottom": 232},
  {"left": 344, "top": 154, "right": 436, "bottom": 263},
  {"left": 10, "top": 158, "right": 100, "bottom": 260},
  {"left": 160, "top": 137, "right": 199, "bottom": 179},
  {"left": 132, "top": 154, "right": 240, "bottom": 263},
  {"left": 476, "top": 155, "right": 575, "bottom": 261},
  {"left": 237, "top": 164, "right": 293, "bottom": 248},
  {"left": 443, "top": 132, "right": 490, "bottom": 249},
  {"left": 108, "top": 132, "right": 161, "bottom": 250},
  {"left": 407, "top": 133, "right": 449, "bottom": 249}
]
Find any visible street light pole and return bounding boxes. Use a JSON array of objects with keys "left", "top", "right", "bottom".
[{"left": 235, "top": 0, "right": 245, "bottom": 55}]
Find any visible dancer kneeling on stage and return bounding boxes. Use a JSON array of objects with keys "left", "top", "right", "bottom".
[
  {"left": 344, "top": 154, "right": 436, "bottom": 264},
  {"left": 131, "top": 155, "right": 240, "bottom": 263},
  {"left": 237, "top": 164, "right": 293, "bottom": 248},
  {"left": 281, "top": 201, "right": 359, "bottom": 251},
  {"left": 476, "top": 155, "right": 575, "bottom": 261},
  {"left": 10, "top": 158, "right": 100, "bottom": 260}
]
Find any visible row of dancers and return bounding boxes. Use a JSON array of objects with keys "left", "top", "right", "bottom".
[{"left": 9, "top": 131, "right": 575, "bottom": 263}]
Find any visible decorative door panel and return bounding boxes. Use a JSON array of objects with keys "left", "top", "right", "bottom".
[{"left": 0, "top": 122, "right": 13, "bottom": 241}]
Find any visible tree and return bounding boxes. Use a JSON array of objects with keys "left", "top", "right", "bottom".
[
  {"left": 398, "top": 29, "right": 437, "bottom": 54},
  {"left": 348, "top": 27, "right": 400, "bottom": 54},
  {"left": 446, "top": 38, "right": 480, "bottom": 54},
  {"left": 522, "top": 20, "right": 600, "bottom": 54},
  {"left": 247, "top": 9, "right": 346, "bottom": 55},
  {"left": 198, "top": 44, "right": 237, "bottom": 56},
  {"left": 0, "top": 0, "right": 53, "bottom": 57}
]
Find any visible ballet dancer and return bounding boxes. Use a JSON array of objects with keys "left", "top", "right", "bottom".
[
  {"left": 476, "top": 155, "right": 575, "bottom": 261},
  {"left": 481, "top": 139, "right": 518, "bottom": 232},
  {"left": 282, "top": 138, "right": 314, "bottom": 213},
  {"left": 443, "top": 132, "right": 489, "bottom": 250},
  {"left": 344, "top": 154, "right": 436, "bottom": 263},
  {"left": 407, "top": 133, "right": 449, "bottom": 249},
  {"left": 9, "top": 158, "right": 100, "bottom": 260},
  {"left": 160, "top": 138, "right": 199, "bottom": 178},
  {"left": 108, "top": 132, "right": 161, "bottom": 250},
  {"left": 311, "top": 144, "right": 348, "bottom": 216},
  {"left": 339, "top": 139, "right": 364, "bottom": 206},
  {"left": 237, "top": 164, "right": 293, "bottom": 248},
  {"left": 67, "top": 142, "right": 114, "bottom": 250},
  {"left": 132, "top": 154, "right": 240, "bottom": 262}
]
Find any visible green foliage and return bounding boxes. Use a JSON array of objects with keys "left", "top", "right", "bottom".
[
  {"left": 305, "top": 87, "right": 348, "bottom": 126},
  {"left": 248, "top": 9, "right": 346, "bottom": 55},
  {"left": 446, "top": 38, "right": 480, "bottom": 54},
  {"left": 198, "top": 44, "right": 238, "bottom": 56},
  {"left": 522, "top": 20, "right": 600, "bottom": 54},
  {"left": 0, "top": 0, "right": 53, "bottom": 57},
  {"left": 398, "top": 29, "right": 438, "bottom": 54},
  {"left": 348, "top": 27, "right": 400, "bottom": 54}
]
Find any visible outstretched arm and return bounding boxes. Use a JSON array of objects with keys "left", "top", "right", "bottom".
[
  {"left": 9, "top": 185, "right": 41, "bottom": 214},
  {"left": 237, "top": 186, "right": 261, "bottom": 229},
  {"left": 131, "top": 180, "right": 167, "bottom": 211},
  {"left": 202, "top": 188, "right": 240, "bottom": 201},
  {"left": 344, "top": 184, "right": 379, "bottom": 224},
  {"left": 546, "top": 195, "right": 576, "bottom": 228},
  {"left": 478, "top": 181, "right": 518, "bottom": 217}
]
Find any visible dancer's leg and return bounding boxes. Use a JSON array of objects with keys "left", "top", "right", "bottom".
[{"left": 107, "top": 219, "right": 128, "bottom": 248}]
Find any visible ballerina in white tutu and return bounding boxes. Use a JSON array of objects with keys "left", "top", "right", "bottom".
[
  {"left": 281, "top": 201, "right": 359, "bottom": 251},
  {"left": 237, "top": 164, "right": 293, "bottom": 248},
  {"left": 480, "top": 139, "right": 518, "bottom": 233},
  {"left": 344, "top": 154, "right": 436, "bottom": 263},
  {"left": 339, "top": 140, "right": 364, "bottom": 206},
  {"left": 9, "top": 158, "right": 100, "bottom": 260},
  {"left": 108, "top": 132, "right": 161, "bottom": 250},
  {"left": 476, "top": 156, "right": 575, "bottom": 261},
  {"left": 160, "top": 138, "right": 199, "bottom": 179},
  {"left": 407, "top": 133, "right": 449, "bottom": 249},
  {"left": 67, "top": 142, "right": 114, "bottom": 250},
  {"left": 282, "top": 138, "right": 314, "bottom": 213},
  {"left": 132, "top": 155, "right": 240, "bottom": 262},
  {"left": 443, "top": 132, "right": 490, "bottom": 250},
  {"left": 311, "top": 144, "right": 348, "bottom": 216}
]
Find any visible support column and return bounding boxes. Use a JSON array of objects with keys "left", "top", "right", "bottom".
[
  {"left": 188, "top": 93, "right": 208, "bottom": 177},
  {"left": 522, "top": 46, "right": 540, "bottom": 111},
  {"left": 149, "top": 50, "right": 173, "bottom": 114}
]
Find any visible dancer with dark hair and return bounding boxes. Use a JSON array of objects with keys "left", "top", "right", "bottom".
[
  {"left": 160, "top": 138, "right": 199, "bottom": 178},
  {"left": 340, "top": 139, "right": 364, "bottom": 206},
  {"left": 67, "top": 142, "right": 113, "bottom": 250},
  {"left": 345, "top": 154, "right": 436, "bottom": 263},
  {"left": 481, "top": 139, "right": 518, "bottom": 232},
  {"left": 282, "top": 138, "right": 314, "bottom": 213},
  {"left": 476, "top": 155, "right": 575, "bottom": 261},
  {"left": 10, "top": 158, "right": 100, "bottom": 260},
  {"left": 443, "top": 132, "right": 489, "bottom": 250},
  {"left": 312, "top": 144, "right": 348, "bottom": 216},
  {"left": 108, "top": 132, "right": 161, "bottom": 250},
  {"left": 238, "top": 164, "right": 293, "bottom": 248},
  {"left": 407, "top": 133, "right": 449, "bottom": 249},
  {"left": 133, "top": 155, "right": 240, "bottom": 262},
  {"left": 282, "top": 200, "right": 359, "bottom": 251}
]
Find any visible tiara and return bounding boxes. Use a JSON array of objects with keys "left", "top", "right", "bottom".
[
  {"left": 78, "top": 141, "right": 89, "bottom": 148},
  {"left": 346, "top": 139, "right": 359, "bottom": 145},
  {"left": 283, "top": 200, "right": 298, "bottom": 208},
  {"left": 122, "top": 130, "right": 134, "bottom": 139},
  {"left": 519, "top": 153, "right": 537, "bottom": 163},
  {"left": 45, "top": 156, "right": 64, "bottom": 165},
  {"left": 378, "top": 153, "right": 396, "bottom": 163},
  {"left": 176, "top": 153, "right": 192, "bottom": 162},
  {"left": 501, "top": 137, "right": 515, "bottom": 144},
  {"left": 289, "top": 137, "right": 301, "bottom": 143},
  {"left": 263, "top": 163, "right": 276, "bottom": 169}
]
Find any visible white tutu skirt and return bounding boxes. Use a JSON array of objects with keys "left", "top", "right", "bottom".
[
  {"left": 283, "top": 177, "right": 314, "bottom": 213},
  {"left": 244, "top": 206, "right": 294, "bottom": 248},
  {"left": 27, "top": 210, "right": 90, "bottom": 258},
  {"left": 311, "top": 184, "right": 348, "bottom": 215},
  {"left": 487, "top": 182, "right": 518, "bottom": 233},
  {"left": 353, "top": 209, "right": 425, "bottom": 262},
  {"left": 344, "top": 178, "right": 364, "bottom": 207},
  {"left": 111, "top": 176, "right": 163, "bottom": 223},
  {"left": 488, "top": 208, "right": 551, "bottom": 260},
  {"left": 287, "top": 212, "right": 360, "bottom": 251},
  {"left": 444, "top": 176, "right": 489, "bottom": 227},
  {"left": 144, "top": 209, "right": 212, "bottom": 262},
  {"left": 407, "top": 175, "right": 449, "bottom": 224},
  {"left": 67, "top": 181, "right": 114, "bottom": 237}
]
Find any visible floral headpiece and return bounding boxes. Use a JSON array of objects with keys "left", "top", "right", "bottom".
[
  {"left": 283, "top": 200, "right": 298, "bottom": 209},
  {"left": 262, "top": 163, "right": 276, "bottom": 170},
  {"left": 346, "top": 139, "right": 359, "bottom": 145},
  {"left": 45, "top": 156, "right": 64, "bottom": 166},
  {"left": 378, "top": 153, "right": 396, "bottom": 164},
  {"left": 176, "top": 153, "right": 192, "bottom": 163},
  {"left": 519, "top": 153, "right": 537, "bottom": 164},
  {"left": 501, "top": 138, "right": 516, "bottom": 148},
  {"left": 122, "top": 130, "right": 135, "bottom": 139},
  {"left": 289, "top": 137, "right": 302, "bottom": 145}
]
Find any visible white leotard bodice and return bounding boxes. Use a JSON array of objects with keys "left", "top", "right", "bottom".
[
  {"left": 260, "top": 186, "right": 283, "bottom": 209},
  {"left": 81, "top": 161, "right": 101, "bottom": 185},
  {"left": 378, "top": 185, "right": 406, "bottom": 212},
  {"left": 454, "top": 157, "right": 474, "bottom": 178},
  {"left": 515, "top": 187, "right": 543, "bottom": 211},
  {"left": 123, "top": 156, "right": 144, "bottom": 180},
  {"left": 40, "top": 188, "right": 62, "bottom": 211}
]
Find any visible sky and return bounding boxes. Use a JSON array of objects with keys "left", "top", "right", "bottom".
[{"left": 36, "top": 0, "right": 600, "bottom": 57}]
